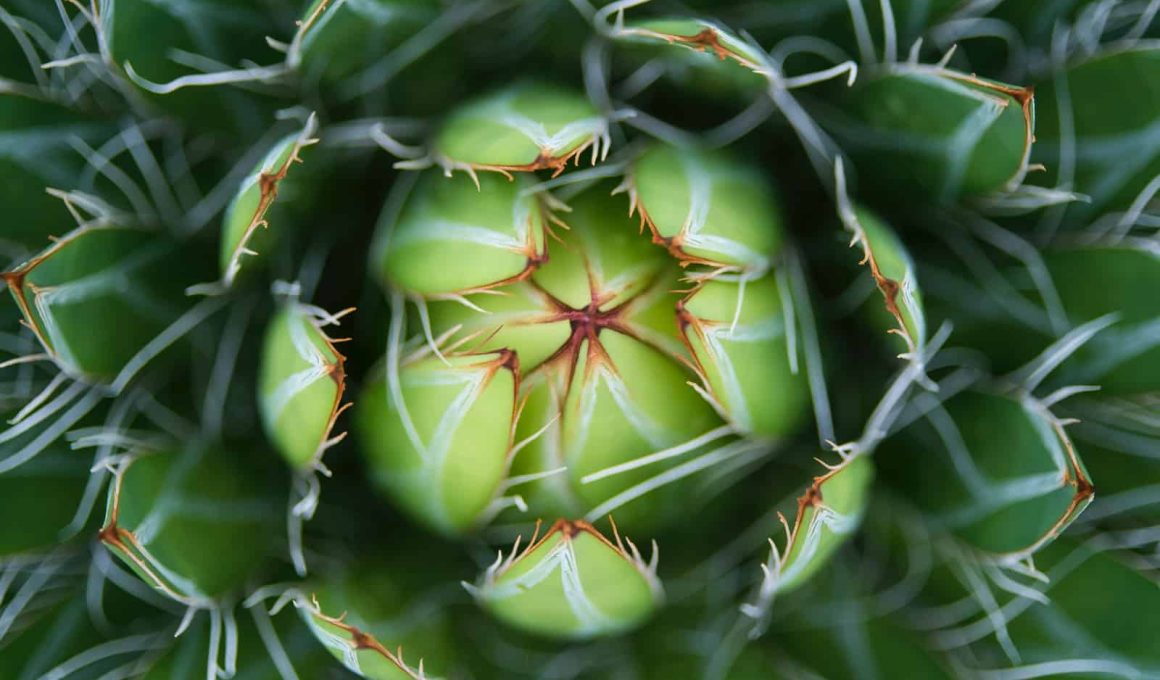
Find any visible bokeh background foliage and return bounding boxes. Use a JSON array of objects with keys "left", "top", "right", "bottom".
[{"left": 1, "top": 0, "right": 1158, "bottom": 678}]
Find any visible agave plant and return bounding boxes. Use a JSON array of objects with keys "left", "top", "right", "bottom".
[{"left": 2, "top": 0, "right": 1158, "bottom": 678}]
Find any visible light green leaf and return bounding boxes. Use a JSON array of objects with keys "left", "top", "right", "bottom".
[
  {"left": 258, "top": 301, "right": 347, "bottom": 472},
  {"left": 609, "top": 18, "right": 769, "bottom": 75},
  {"left": 846, "top": 206, "right": 927, "bottom": 351},
  {"left": 630, "top": 144, "right": 784, "bottom": 273},
  {"left": 377, "top": 170, "right": 550, "bottom": 297},
  {"left": 763, "top": 454, "right": 874, "bottom": 596},
  {"left": 219, "top": 117, "right": 318, "bottom": 288},
  {"left": 356, "top": 351, "right": 517, "bottom": 535},
  {"left": 434, "top": 83, "right": 608, "bottom": 175},
  {"left": 468, "top": 519, "right": 662, "bottom": 640},
  {"left": 300, "top": 598, "right": 431, "bottom": 680},
  {"left": 679, "top": 275, "right": 807, "bottom": 437}
]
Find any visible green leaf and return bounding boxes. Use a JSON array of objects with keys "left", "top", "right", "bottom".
[
  {"left": 100, "top": 443, "right": 281, "bottom": 603},
  {"left": 825, "top": 68, "right": 1034, "bottom": 201},
  {"left": 529, "top": 184, "right": 672, "bottom": 310},
  {"left": 608, "top": 17, "right": 768, "bottom": 100},
  {"left": 467, "top": 519, "right": 662, "bottom": 640},
  {"left": 610, "top": 18, "right": 769, "bottom": 75},
  {"left": 847, "top": 207, "right": 927, "bottom": 350},
  {"left": 3, "top": 225, "right": 192, "bottom": 383},
  {"left": 299, "top": 600, "right": 431, "bottom": 680},
  {"left": 877, "top": 390, "right": 1093, "bottom": 559},
  {"left": 1065, "top": 395, "right": 1158, "bottom": 527},
  {"left": 426, "top": 281, "right": 573, "bottom": 372},
  {"left": 562, "top": 329, "right": 724, "bottom": 528}
]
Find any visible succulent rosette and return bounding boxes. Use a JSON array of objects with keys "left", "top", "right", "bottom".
[{"left": 1, "top": 1, "right": 1158, "bottom": 679}]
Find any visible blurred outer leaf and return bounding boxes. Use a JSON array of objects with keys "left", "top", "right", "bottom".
[
  {"left": 0, "top": 445, "right": 88, "bottom": 555},
  {"left": 758, "top": 504, "right": 960, "bottom": 679},
  {"left": 625, "top": 600, "right": 795, "bottom": 680},
  {"left": 219, "top": 117, "right": 318, "bottom": 288},
  {"left": 1032, "top": 46, "right": 1160, "bottom": 225},
  {"left": 629, "top": 143, "right": 783, "bottom": 272},
  {"left": 99, "top": 0, "right": 275, "bottom": 133},
  {"left": 100, "top": 443, "right": 281, "bottom": 603},
  {"left": 776, "top": 559, "right": 956, "bottom": 680},
  {"left": 679, "top": 276, "right": 808, "bottom": 438},
  {"left": 0, "top": 592, "right": 170, "bottom": 680},
  {"left": 683, "top": 0, "right": 961, "bottom": 63},
  {"left": 967, "top": 539, "right": 1160, "bottom": 676},
  {"left": 1070, "top": 431, "right": 1159, "bottom": 526},
  {"left": 295, "top": 0, "right": 438, "bottom": 82},
  {"left": 467, "top": 519, "right": 662, "bottom": 640},
  {"left": 823, "top": 68, "right": 1034, "bottom": 201},
  {"left": 356, "top": 351, "right": 517, "bottom": 536},
  {"left": 1044, "top": 245, "right": 1160, "bottom": 394},
  {"left": 377, "top": 171, "right": 549, "bottom": 297},
  {"left": 258, "top": 301, "right": 347, "bottom": 472},
  {"left": 779, "top": 612, "right": 953, "bottom": 679},
  {"left": 989, "top": 0, "right": 1105, "bottom": 48},
  {"left": 139, "top": 605, "right": 342, "bottom": 680},
  {"left": 877, "top": 390, "right": 1092, "bottom": 559},
  {"left": 300, "top": 558, "right": 459, "bottom": 680},
  {"left": 0, "top": 94, "right": 112, "bottom": 253},
  {"left": 1058, "top": 393, "right": 1159, "bottom": 537},
  {"left": 2, "top": 225, "right": 191, "bottom": 383},
  {"left": 935, "top": 243, "right": 1160, "bottom": 391},
  {"left": 433, "top": 83, "right": 609, "bottom": 174},
  {"left": 0, "top": 369, "right": 104, "bottom": 477}
]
